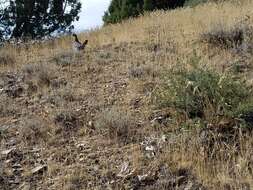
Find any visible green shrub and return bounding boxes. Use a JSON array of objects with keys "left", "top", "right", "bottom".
[
  {"left": 234, "top": 100, "right": 253, "bottom": 127},
  {"left": 154, "top": 55, "right": 251, "bottom": 125},
  {"left": 230, "top": 61, "right": 250, "bottom": 74}
]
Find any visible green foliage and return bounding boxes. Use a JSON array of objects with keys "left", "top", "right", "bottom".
[
  {"left": 103, "top": 0, "right": 143, "bottom": 24},
  {"left": 154, "top": 0, "right": 185, "bottom": 9},
  {"left": 103, "top": 0, "right": 124, "bottom": 24},
  {"left": 103, "top": 0, "right": 186, "bottom": 24},
  {"left": 234, "top": 100, "right": 253, "bottom": 128},
  {"left": 143, "top": 0, "right": 154, "bottom": 11},
  {"left": 230, "top": 60, "right": 250, "bottom": 74},
  {"left": 154, "top": 54, "right": 252, "bottom": 127},
  {"left": 184, "top": 0, "right": 208, "bottom": 7},
  {"left": 0, "top": 0, "right": 81, "bottom": 40},
  {"left": 121, "top": 0, "right": 142, "bottom": 19},
  {"left": 103, "top": 0, "right": 232, "bottom": 25}
]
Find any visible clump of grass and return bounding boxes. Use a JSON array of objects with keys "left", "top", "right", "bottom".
[
  {"left": 63, "top": 169, "right": 87, "bottom": 190},
  {"left": 54, "top": 110, "right": 79, "bottom": 131},
  {"left": 154, "top": 53, "right": 252, "bottom": 128},
  {"left": 129, "top": 64, "right": 152, "bottom": 79},
  {"left": 95, "top": 107, "right": 138, "bottom": 144},
  {"left": 22, "top": 62, "right": 56, "bottom": 89},
  {"left": 97, "top": 51, "right": 111, "bottom": 59},
  {"left": 201, "top": 22, "right": 253, "bottom": 50},
  {"left": 230, "top": 60, "right": 251, "bottom": 74},
  {"left": 51, "top": 51, "right": 75, "bottom": 67},
  {"left": 128, "top": 65, "right": 145, "bottom": 78},
  {"left": 47, "top": 86, "right": 75, "bottom": 106},
  {"left": 235, "top": 100, "right": 253, "bottom": 128},
  {"left": 19, "top": 118, "right": 51, "bottom": 145},
  {"left": 165, "top": 127, "right": 253, "bottom": 190},
  {"left": 0, "top": 96, "right": 17, "bottom": 117},
  {"left": 128, "top": 63, "right": 159, "bottom": 79},
  {"left": 0, "top": 50, "right": 15, "bottom": 66}
]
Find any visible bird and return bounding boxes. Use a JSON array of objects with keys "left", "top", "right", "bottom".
[{"left": 72, "top": 33, "right": 88, "bottom": 51}]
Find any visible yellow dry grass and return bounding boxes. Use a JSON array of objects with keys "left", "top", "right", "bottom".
[{"left": 0, "top": 0, "right": 253, "bottom": 189}]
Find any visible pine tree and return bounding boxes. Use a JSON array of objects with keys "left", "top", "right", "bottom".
[
  {"left": 103, "top": 0, "right": 144, "bottom": 24},
  {"left": 103, "top": 0, "right": 186, "bottom": 25},
  {"left": 143, "top": 0, "right": 154, "bottom": 11},
  {"left": 154, "top": 0, "right": 185, "bottom": 10},
  {"left": 0, "top": 0, "right": 81, "bottom": 40}
]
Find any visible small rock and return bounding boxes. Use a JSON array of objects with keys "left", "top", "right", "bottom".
[
  {"left": 145, "top": 145, "right": 155, "bottom": 151},
  {"left": 88, "top": 121, "right": 95, "bottom": 129},
  {"left": 137, "top": 174, "right": 149, "bottom": 181},
  {"left": 117, "top": 162, "right": 135, "bottom": 178},
  {"left": 87, "top": 153, "right": 97, "bottom": 160},
  {"left": 19, "top": 182, "right": 31, "bottom": 190},
  {"left": 1, "top": 148, "right": 15, "bottom": 156},
  {"left": 7, "top": 139, "right": 17, "bottom": 146},
  {"left": 5, "top": 159, "right": 12, "bottom": 164},
  {"left": 31, "top": 165, "right": 47, "bottom": 175},
  {"left": 12, "top": 163, "right": 22, "bottom": 169},
  {"left": 118, "top": 162, "right": 129, "bottom": 176}
]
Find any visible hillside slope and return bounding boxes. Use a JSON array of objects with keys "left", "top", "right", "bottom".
[{"left": 1, "top": 1, "right": 253, "bottom": 189}]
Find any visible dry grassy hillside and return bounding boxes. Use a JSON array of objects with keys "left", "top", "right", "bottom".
[{"left": 1, "top": 1, "right": 253, "bottom": 190}]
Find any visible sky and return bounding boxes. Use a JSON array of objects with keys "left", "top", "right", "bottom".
[{"left": 73, "top": 0, "right": 111, "bottom": 32}]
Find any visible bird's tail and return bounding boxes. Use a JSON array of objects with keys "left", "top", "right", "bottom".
[{"left": 83, "top": 40, "right": 88, "bottom": 47}]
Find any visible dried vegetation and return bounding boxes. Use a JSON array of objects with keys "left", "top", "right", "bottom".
[{"left": 1, "top": 0, "right": 253, "bottom": 189}]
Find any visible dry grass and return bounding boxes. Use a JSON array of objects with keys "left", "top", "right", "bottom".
[
  {"left": 18, "top": 117, "right": 52, "bottom": 146},
  {"left": 22, "top": 62, "right": 57, "bottom": 89},
  {"left": 165, "top": 129, "right": 253, "bottom": 189},
  {"left": 0, "top": 0, "right": 253, "bottom": 189},
  {"left": 95, "top": 107, "right": 139, "bottom": 144},
  {"left": 0, "top": 50, "right": 16, "bottom": 66}
]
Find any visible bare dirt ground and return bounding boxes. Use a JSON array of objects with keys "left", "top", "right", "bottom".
[{"left": 0, "top": 42, "right": 206, "bottom": 190}]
